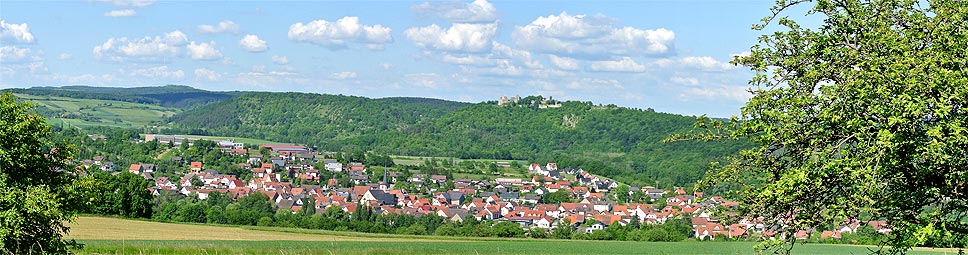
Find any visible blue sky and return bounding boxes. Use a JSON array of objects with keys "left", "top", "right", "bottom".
[{"left": 1, "top": 0, "right": 782, "bottom": 117}]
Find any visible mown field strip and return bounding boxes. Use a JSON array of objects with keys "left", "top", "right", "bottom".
[{"left": 67, "top": 217, "right": 960, "bottom": 255}]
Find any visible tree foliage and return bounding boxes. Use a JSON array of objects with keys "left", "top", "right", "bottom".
[
  {"left": 78, "top": 172, "right": 152, "bottom": 218},
  {"left": 0, "top": 92, "right": 81, "bottom": 254},
  {"left": 679, "top": 0, "right": 968, "bottom": 253}
]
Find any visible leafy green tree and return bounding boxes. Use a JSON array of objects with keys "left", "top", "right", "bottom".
[
  {"left": 613, "top": 185, "right": 630, "bottom": 204},
  {"left": 551, "top": 219, "right": 574, "bottom": 239},
  {"left": 677, "top": 0, "right": 968, "bottom": 253},
  {"left": 542, "top": 189, "right": 570, "bottom": 205},
  {"left": 0, "top": 92, "right": 83, "bottom": 254},
  {"left": 492, "top": 221, "right": 525, "bottom": 238},
  {"left": 120, "top": 172, "right": 153, "bottom": 218},
  {"left": 256, "top": 216, "right": 273, "bottom": 226}
]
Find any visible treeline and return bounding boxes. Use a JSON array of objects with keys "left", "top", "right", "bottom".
[
  {"left": 166, "top": 92, "right": 747, "bottom": 188},
  {"left": 150, "top": 191, "right": 696, "bottom": 242}
]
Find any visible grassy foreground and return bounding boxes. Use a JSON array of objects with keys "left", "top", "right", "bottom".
[{"left": 68, "top": 217, "right": 958, "bottom": 255}]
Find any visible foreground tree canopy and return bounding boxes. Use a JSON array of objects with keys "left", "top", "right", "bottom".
[
  {"left": 0, "top": 92, "right": 80, "bottom": 254},
  {"left": 677, "top": 0, "right": 968, "bottom": 253}
]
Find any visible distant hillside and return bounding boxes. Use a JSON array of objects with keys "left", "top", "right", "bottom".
[
  {"left": 14, "top": 93, "right": 180, "bottom": 129},
  {"left": 10, "top": 85, "right": 235, "bottom": 108},
  {"left": 375, "top": 97, "right": 470, "bottom": 111},
  {"left": 166, "top": 93, "right": 746, "bottom": 187},
  {"left": 166, "top": 92, "right": 471, "bottom": 145}
]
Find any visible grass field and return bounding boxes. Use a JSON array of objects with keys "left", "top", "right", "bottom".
[
  {"left": 391, "top": 155, "right": 527, "bottom": 167},
  {"left": 15, "top": 93, "right": 180, "bottom": 129},
  {"left": 140, "top": 134, "right": 290, "bottom": 146},
  {"left": 67, "top": 217, "right": 960, "bottom": 255},
  {"left": 392, "top": 155, "right": 529, "bottom": 179}
]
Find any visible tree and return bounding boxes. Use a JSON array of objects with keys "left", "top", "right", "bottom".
[
  {"left": 552, "top": 219, "right": 574, "bottom": 239},
  {"left": 675, "top": 0, "right": 968, "bottom": 253},
  {"left": 0, "top": 92, "right": 82, "bottom": 254},
  {"left": 613, "top": 185, "right": 630, "bottom": 204},
  {"left": 542, "top": 189, "right": 570, "bottom": 205},
  {"left": 492, "top": 221, "right": 525, "bottom": 238}
]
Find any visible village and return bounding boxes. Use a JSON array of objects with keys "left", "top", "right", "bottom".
[{"left": 85, "top": 135, "right": 891, "bottom": 241}]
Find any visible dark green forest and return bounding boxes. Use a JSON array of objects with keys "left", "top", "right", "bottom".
[{"left": 163, "top": 92, "right": 747, "bottom": 188}]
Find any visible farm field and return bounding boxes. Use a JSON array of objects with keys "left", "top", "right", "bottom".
[
  {"left": 390, "top": 155, "right": 527, "bottom": 167},
  {"left": 67, "top": 217, "right": 958, "bottom": 255},
  {"left": 15, "top": 93, "right": 179, "bottom": 129},
  {"left": 140, "top": 133, "right": 290, "bottom": 146}
]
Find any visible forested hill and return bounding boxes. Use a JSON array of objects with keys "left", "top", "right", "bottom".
[
  {"left": 167, "top": 93, "right": 746, "bottom": 188},
  {"left": 166, "top": 92, "right": 471, "bottom": 145},
  {"left": 10, "top": 85, "right": 235, "bottom": 108}
]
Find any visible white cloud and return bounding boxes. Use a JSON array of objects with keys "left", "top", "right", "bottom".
[
  {"left": 670, "top": 76, "right": 700, "bottom": 85},
  {"left": 26, "top": 62, "right": 48, "bottom": 74},
  {"left": 547, "top": 54, "right": 579, "bottom": 70},
  {"left": 404, "top": 73, "right": 446, "bottom": 88},
  {"left": 0, "top": 46, "right": 32, "bottom": 63},
  {"left": 513, "top": 12, "right": 675, "bottom": 58},
  {"left": 405, "top": 23, "right": 497, "bottom": 53},
  {"left": 104, "top": 9, "right": 137, "bottom": 17},
  {"left": 652, "top": 56, "right": 736, "bottom": 71},
  {"left": 330, "top": 71, "right": 358, "bottom": 79},
  {"left": 1, "top": 20, "right": 35, "bottom": 43},
  {"left": 411, "top": 0, "right": 498, "bottom": 23},
  {"left": 126, "top": 65, "right": 185, "bottom": 79},
  {"left": 93, "top": 30, "right": 188, "bottom": 62},
  {"left": 566, "top": 78, "right": 622, "bottom": 91},
  {"left": 64, "top": 73, "right": 117, "bottom": 84},
  {"left": 239, "top": 34, "right": 268, "bottom": 52},
  {"left": 491, "top": 42, "right": 541, "bottom": 69},
  {"left": 381, "top": 63, "right": 394, "bottom": 70},
  {"left": 95, "top": 0, "right": 155, "bottom": 7},
  {"left": 485, "top": 61, "right": 524, "bottom": 76},
  {"left": 679, "top": 56, "right": 735, "bottom": 71},
  {"left": 198, "top": 20, "right": 240, "bottom": 34},
  {"left": 187, "top": 41, "right": 223, "bottom": 60},
  {"left": 59, "top": 53, "right": 73, "bottom": 60},
  {"left": 680, "top": 85, "right": 751, "bottom": 102},
  {"left": 428, "top": 40, "right": 553, "bottom": 80},
  {"left": 0, "top": 46, "right": 46, "bottom": 77},
  {"left": 441, "top": 54, "right": 494, "bottom": 66},
  {"left": 235, "top": 70, "right": 304, "bottom": 87},
  {"left": 589, "top": 57, "right": 647, "bottom": 72},
  {"left": 288, "top": 17, "right": 393, "bottom": 50},
  {"left": 194, "top": 68, "right": 221, "bottom": 81},
  {"left": 272, "top": 55, "right": 289, "bottom": 65},
  {"left": 731, "top": 51, "right": 751, "bottom": 58}
]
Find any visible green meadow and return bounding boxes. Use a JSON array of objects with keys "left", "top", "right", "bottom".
[
  {"left": 68, "top": 217, "right": 959, "bottom": 255},
  {"left": 15, "top": 93, "right": 179, "bottom": 129}
]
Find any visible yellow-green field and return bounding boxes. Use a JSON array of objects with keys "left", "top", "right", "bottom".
[
  {"left": 390, "top": 155, "right": 526, "bottom": 167},
  {"left": 140, "top": 134, "right": 290, "bottom": 146},
  {"left": 67, "top": 217, "right": 961, "bottom": 255},
  {"left": 15, "top": 93, "right": 179, "bottom": 129}
]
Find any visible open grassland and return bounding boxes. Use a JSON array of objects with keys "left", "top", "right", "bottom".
[
  {"left": 391, "top": 155, "right": 527, "bottom": 166},
  {"left": 68, "top": 217, "right": 960, "bottom": 255},
  {"left": 15, "top": 93, "right": 179, "bottom": 129},
  {"left": 140, "top": 134, "right": 290, "bottom": 146}
]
